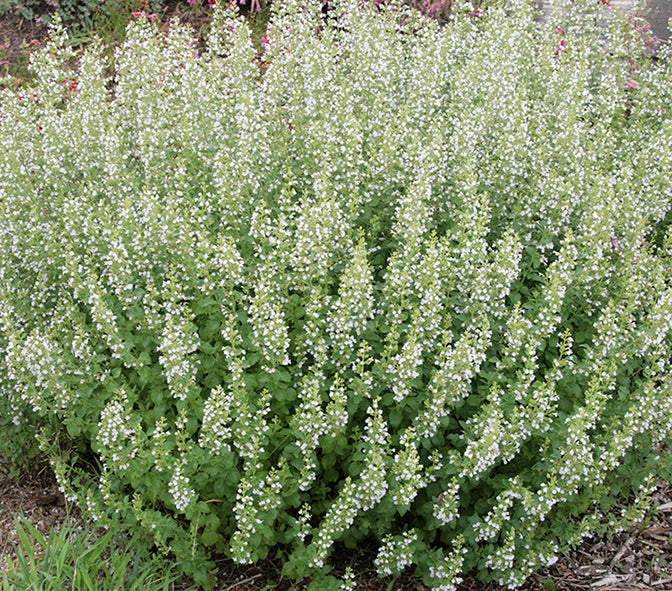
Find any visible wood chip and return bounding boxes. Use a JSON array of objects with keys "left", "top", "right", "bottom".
[
  {"left": 578, "top": 565, "right": 609, "bottom": 576},
  {"left": 591, "top": 574, "right": 621, "bottom": 587},
  {"left": 642, "top": 524, "right": 667, "bottom": 536},
  {"left": 609, "top": 535, "right": 637, "bottom": 570},
  {"left": 34, "top": 493, "right": 59, "bottom": 506},
  {"left": 34, "top": 492, "right": 65, "bottom": 507}
]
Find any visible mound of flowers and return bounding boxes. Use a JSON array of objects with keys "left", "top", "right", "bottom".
[{"left": 1, "top": 0, "right": 671, "bottom": 588}]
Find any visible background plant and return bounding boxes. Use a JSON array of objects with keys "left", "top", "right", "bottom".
[
  {"left": 0, "top": 0, "right": 671, "bottom": 589},
  {"left": 0, "top": 0, "right": 52, "bottom": 25}
]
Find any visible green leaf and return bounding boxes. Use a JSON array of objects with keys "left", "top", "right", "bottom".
[
  {"left": 276, "top": 368, "right": 292, "bottom": 383},
  {"left": 201, "top": 530, "right": 223, "bottom": 547},
  {"left": 200, "top": 341, "right": 216, "bottom": 355},
  {"left": 66, "top": 421, "right": 81, "bottom": 438}
]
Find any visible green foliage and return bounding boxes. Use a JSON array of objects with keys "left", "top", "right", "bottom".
[
  {"left": 55, "top": 0, "right": 102, "bottom": 28},
  {"left": 0, "top": 0, "right": 49, "bottom": 24},
  {"left": 0, "top": 414, "right": 43, "bottom": 482},
  {"left": 0, "top": 514, "right": 194, "bottom": 590},
  {"left": 1, "top": 0, "right": 672, "bottom": 589}
]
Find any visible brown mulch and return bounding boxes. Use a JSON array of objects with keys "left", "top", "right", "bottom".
[{"left": 2, "top": 457, "right": 672, "bottom": 590}]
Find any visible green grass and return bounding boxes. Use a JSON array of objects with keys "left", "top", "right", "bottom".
[{"left": 1, "top": 512, "right": 196, "bottom": 591}]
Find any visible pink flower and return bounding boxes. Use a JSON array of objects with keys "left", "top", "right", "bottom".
[
  {"left": 260, "top": 36, "right": 272, "bottom": 49},
  {"left": 131, "top": 10, "right": 156, "bottom": 21},
  {"left": 62, "top": 78, "right": 79, "bottom": 93}
]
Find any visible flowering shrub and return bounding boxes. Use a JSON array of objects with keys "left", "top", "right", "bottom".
[{"left": 1, "top": 0, "right": 672, "bottom": 588}]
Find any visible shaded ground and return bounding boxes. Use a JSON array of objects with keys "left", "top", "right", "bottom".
[
  {"left": 2, "top": 457, "right": 671, "bottom": 590},
  {"left": 0, "top": 6, "right": 50, "bottom": 78}
]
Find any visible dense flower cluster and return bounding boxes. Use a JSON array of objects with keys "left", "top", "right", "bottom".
[
  {"left": 374, "top": 529, "right": 418, "bottom": 576},
  {"left": 96, "top": 389, "right": 139, "bottom": 470},
  {"left": 1, "top": 0, "right": 671, "bottom": 588}
]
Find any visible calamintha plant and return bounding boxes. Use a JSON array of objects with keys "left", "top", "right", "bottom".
[{"left": 0, "top": 0, "right": 671, "bottom": 588}]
